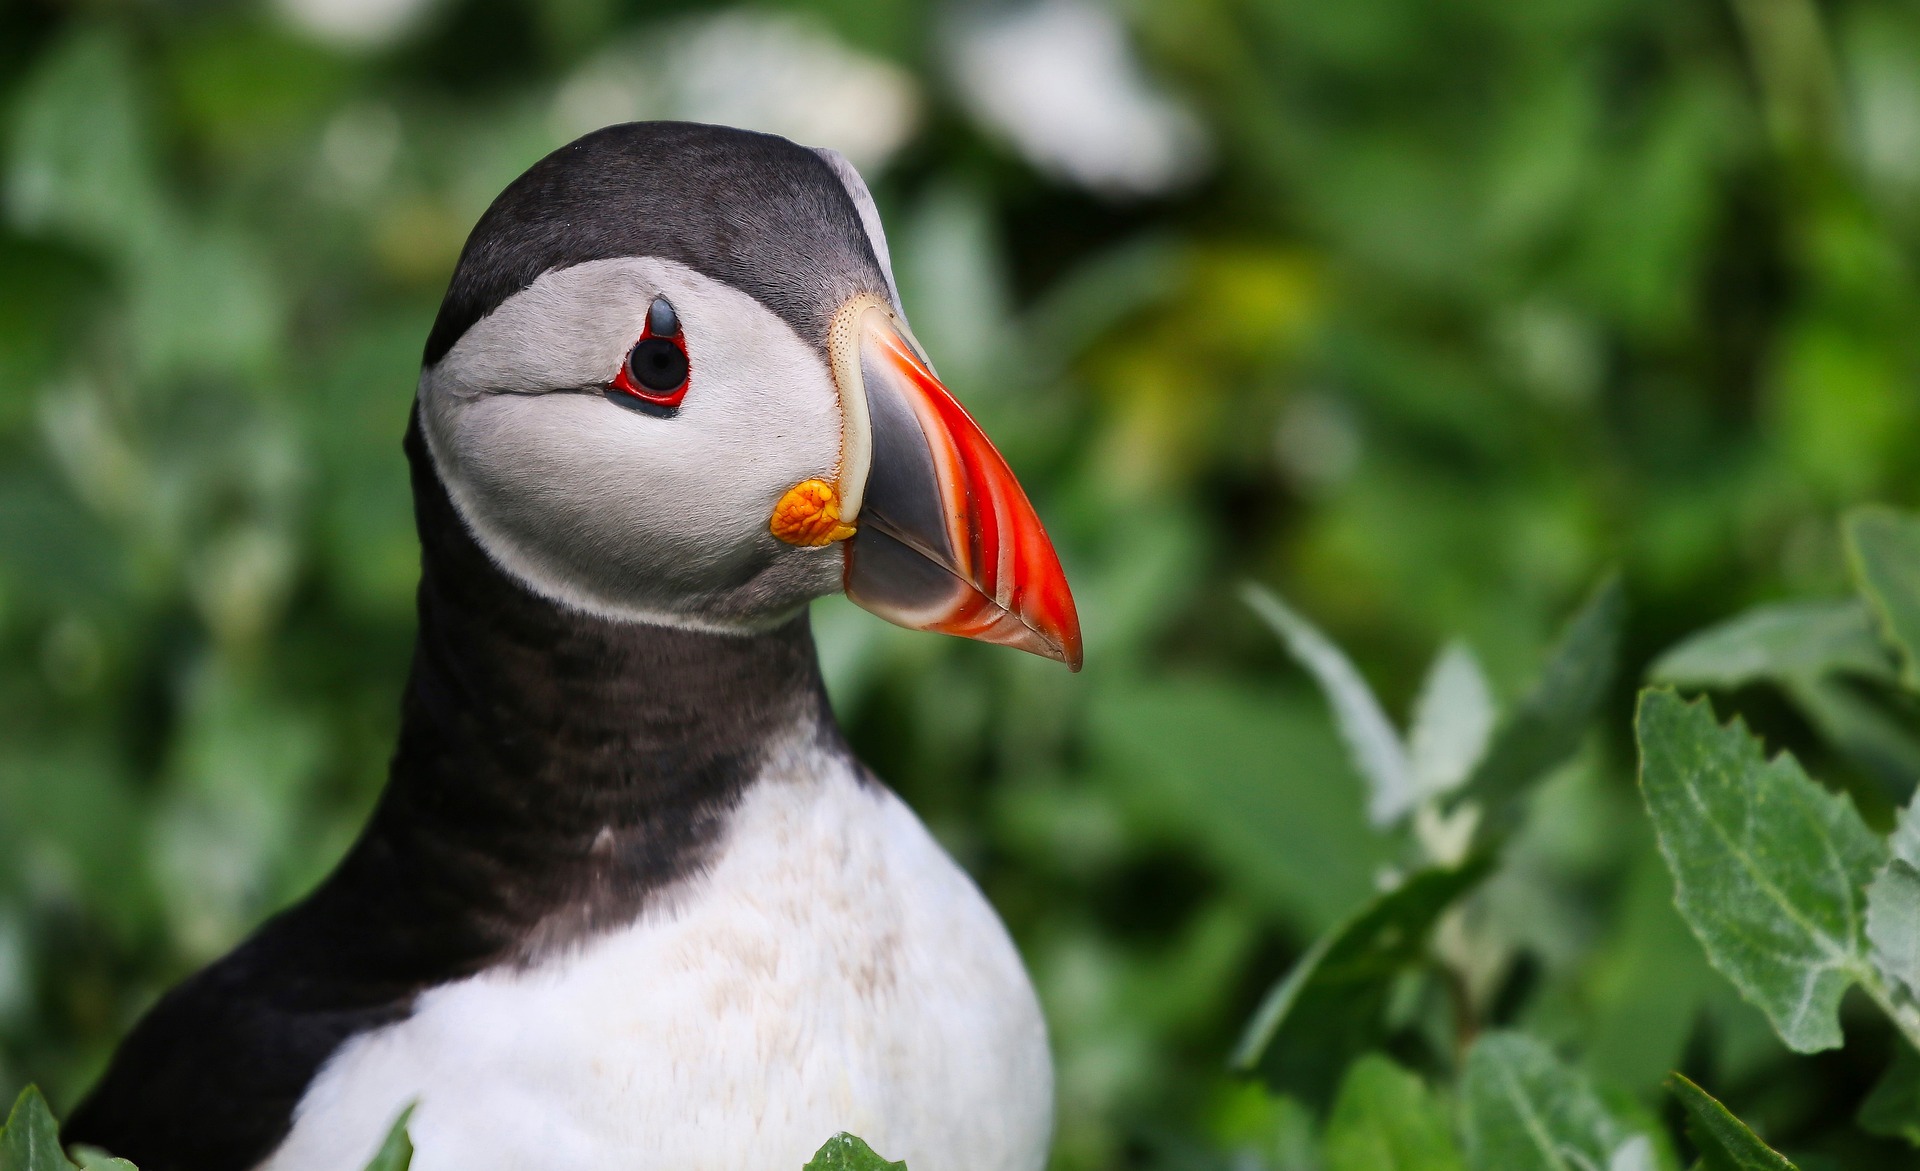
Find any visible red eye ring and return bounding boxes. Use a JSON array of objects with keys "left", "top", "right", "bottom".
[{"left": 611, "top": 303, "right": 690, "bottom": 408}]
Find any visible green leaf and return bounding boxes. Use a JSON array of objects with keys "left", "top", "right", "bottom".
[
  {"left": 1408, "top": 641, "right": 1496, "bottom": 799},
  {"left": 1323, "top": 1054, "right": 1465, "bottom": 1171},
  {"left": 1449, "top": 574, "right": 1625, "bottom": 819},
  {"left": 802, "top": 1133, "right": 907, "bottom": 1171},
  {"left": 1848, "top": 506, "right": 1920, "bottom": 690},
  {"left": 4, "top": 27, "right": 162, "bottom": 253},
  {"left": 1894, "top": 798, "right": 1920, "bottom": 869},
  {"left": 1649, "top": 599, "right": 1897, "bottom": 688},
  {"left": 1233, "top": 856, "right": 1495, "bottom": 1106},
  {"left": 1648, "top": 596, "right": 1920, "bottom": 796},
  {"left": 1460, "top": 1033, "right": 1662, "bottom": 1171},
  {"left": 1244, "top": 584, "right": 1415, "bottom": 825},
  {"left": 1, "top": 1087, "right": 76, "bottom": 1171},
  {"left": 1090, "top": 679, "right": 1391, "bottom": 933},
  {"left": 1780, "top": 676, "right": 1920, "bottom": 800},
  {"left": 1666, "top": 1073, "right": 1796, "bottom": 1170},
  {"left": 1583, "top": 848, "right": 1720, "bottom": 1094},
  {"left": 1867, "top": 859, "right": 1920, "bottom": 1001},
  {"left": 1869, "top": 791, "right": 1920, "bottom": 1002},
  {"left": 1859, "top": 1043, "right": 1920, "bottom": 1147},
  {"left": 360, "top": 1106, "right": 413, "bottom": 1171},
  {"left": 1635, "top": 689, "right": 1885, "bottom": 1052}
]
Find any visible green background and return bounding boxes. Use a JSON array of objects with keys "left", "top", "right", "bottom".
[{"left": 2, "top": 0, "right": 1918, "bottom": 1166}]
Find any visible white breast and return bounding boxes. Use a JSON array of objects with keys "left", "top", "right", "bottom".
[{"left": 257, "top": 740, "right": 1053, "bottom": 1171}]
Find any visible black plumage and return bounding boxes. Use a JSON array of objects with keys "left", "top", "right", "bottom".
[
  {"left": 65, "top": 121, "right": 900, "bottom": 1171},
  {"left": 63, "top": 416, "right": 851, "bottom": 1171},
  {"left": 422, "top": 121, "right": 886, "bottom": 367}
]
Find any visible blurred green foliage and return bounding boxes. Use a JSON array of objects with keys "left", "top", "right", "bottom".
[{"left": 2, "top": 0, "right": 1919, "bottom": 1167}]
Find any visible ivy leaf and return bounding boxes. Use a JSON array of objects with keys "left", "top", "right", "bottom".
[
  {"left": 1636, "top": 689, "right": 1885, "bottom": 1052},
  {"left": 1233, "top": 856, "right": 1495, "bottom": 1107},
  {"left": 1, "top": 1087, "right": 76, "bottom": 1171},
  {"left": 1244, "top": 584, "right": 1415, "bottom": 826},
  {"left": 360, "top": 1106, "right": 414, "bottom": 1171},
  {"left": 803, "top": 1134, "right": 907, "bottom": 1171},
  {"left": 1848, "top": 506, "right": 1920, "bottom": 690},
  {"left": 1666, "top": 1074, "right": 1796, "bottom": 1170},
  {"left": 1408, "top": 641, "right": 1496, "bottom": 800},
  {"left": 1448, "top": 574, "right": 1625, "bottom": 820},
  {"left": 1322, "top": 1053, "right": 1465, "bottom": 1171},
  {"left": 1459, "top": 1033, "right": 1666, "bottom": 1171}
]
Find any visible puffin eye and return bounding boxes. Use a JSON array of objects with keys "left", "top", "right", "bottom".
[
  {"left": 610, "top": 296, "right": 690, "bottom": 408},
  {"left": 628, "top": 339, "right": 688, "bottom": 391}
]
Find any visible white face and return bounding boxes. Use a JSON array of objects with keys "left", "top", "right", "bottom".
[{"left": 417, "top": 256, "right": 850, "bottom": 631}]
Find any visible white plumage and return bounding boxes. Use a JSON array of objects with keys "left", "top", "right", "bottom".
[{"left": 259, "top": 730, "right": 1054, "bottom": 1171}]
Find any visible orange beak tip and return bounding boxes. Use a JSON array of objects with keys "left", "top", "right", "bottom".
[{"left": 835, "top": 298, "right": 1083, "bottom": 673}]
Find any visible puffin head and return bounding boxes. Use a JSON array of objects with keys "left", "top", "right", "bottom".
[{"left": 415, "top": 122, "right": 1081, "bottom": 668}]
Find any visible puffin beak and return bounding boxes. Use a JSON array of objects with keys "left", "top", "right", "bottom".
[{"left": 828, "top": 296, "right": 1082, "bottom": 670}]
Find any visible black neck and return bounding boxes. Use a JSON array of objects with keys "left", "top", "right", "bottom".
[
  {"left": 59, "top": 413, "right": 849, "bottom": 1171},
  {"left": 281, "top": 415, "right": 842, "bottom": 988}
]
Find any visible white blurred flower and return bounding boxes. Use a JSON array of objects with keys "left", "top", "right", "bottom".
[
  {"left": 552, "top": 68, "right": 656, "bottom": 143},
  {"left": 1274, "top": 392, "right": 1360, "bottom": 494},
  {"left": 552, "top": 11, "right": 921, "bottom": 173},
  {"left": 1847, "top": 20, "right": 1920, "bottom": 198},
  {"left": 275, "top": 0, "right": 441, "bottom": 50},
  {"left": 949, "top": 0, "right": 1208, "bottom": 197},
  {"left": 320, "top": 102, "right": 402, "bottom": 201}
]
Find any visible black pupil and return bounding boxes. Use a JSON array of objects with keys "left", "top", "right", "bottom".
[{"left": 629, "top": 338, "right": 687, "bottom": 392}]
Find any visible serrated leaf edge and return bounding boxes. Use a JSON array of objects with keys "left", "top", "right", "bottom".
[{"left": 1635, "top": 688, "right": 1888, "bottom": 1053}]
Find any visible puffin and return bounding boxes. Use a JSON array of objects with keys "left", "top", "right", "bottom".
[{"left": 63, "top": 121, "right": 1080, "bottom": 1171}]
